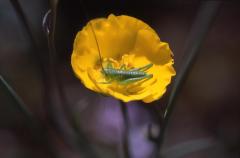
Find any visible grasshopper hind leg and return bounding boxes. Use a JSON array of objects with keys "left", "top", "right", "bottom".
[
  {"left": 97, "top": 79, "right": 112, "bottom": 84},
  {"left": 120, "top": 64, "right": 126, "bottom": 70},
  {"left": 130, "top": 63, "right": 153, "bottom": 72},
  {"left": 119, "top": 74, "right": 153, "bottom": 85}
]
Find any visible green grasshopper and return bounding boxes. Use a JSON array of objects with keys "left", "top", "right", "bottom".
[{"left": 89, "top": 22, "right": 153, "bottom": 85}]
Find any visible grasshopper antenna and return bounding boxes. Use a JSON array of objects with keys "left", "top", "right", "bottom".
[
  {"left": 89, "top": 22, "right": 105, "bottom": 72},
  {"left": 79, "top": 0, "right": 105, "bottom": 72}
]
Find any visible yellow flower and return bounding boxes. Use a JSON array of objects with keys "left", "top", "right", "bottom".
[{"left": 71, "top": 14, "right": 175, "bottom": 103}]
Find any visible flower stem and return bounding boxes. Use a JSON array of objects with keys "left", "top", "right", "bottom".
[
  {"left": 120, "top": 101, "right": 131, "bottom": 158},
  {"left": 157, "top": 1, "right": 221, "bottom": 157},
  {"left": 0, "top": 75, "right": 58, "bottom": 158},
  {"left": 0, "top": 75, "right": 33, "bottom": 119},
  {"left": 43, "top": 2, "right": 99, "bottom": 157},
  {"left": 9, "top": 0, "right": 51, "bottom": 110}
]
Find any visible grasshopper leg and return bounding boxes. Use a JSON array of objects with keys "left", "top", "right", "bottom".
[
  {"left": 130, "top": 63, "right": 153, "bottom": 72},
  {"left": 120, "top": 64, "right": 126, "bottom": 70},
  {"left": 98, "top": 79, "right": 112, "bottom": 84},
  {"left": 106, "top": 61, "right": 113, "bottom": 68},
  {"left": 119, "top": 74, "right": 153, "bottom": 85}
]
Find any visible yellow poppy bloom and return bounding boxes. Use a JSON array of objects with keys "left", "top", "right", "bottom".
[{"left": 71, "top": 14, "right": 175, "bottom": 103}]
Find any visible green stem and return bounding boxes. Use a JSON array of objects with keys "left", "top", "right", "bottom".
[
  {"left": 0, "top": 75, "right": 33, "bottom": 119},
  {"left": 120, "top": 101, "right": 131, "bottom": 158},
  {"left": 157, "top": 1, "right": 221, "bottom": 157},
  {"left": 0, "top": 75, "right": 58, "bottom": 158},
  {"left": 43, "top": 2, "right": 98, "bottom": 157},
  {"left": 9, "top": 0, "right": 51, "bottom": 107}
]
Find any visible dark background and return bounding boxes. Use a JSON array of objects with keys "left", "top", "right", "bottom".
[{"left": 0, "top": 0, "right": 240, "bottom": 158}]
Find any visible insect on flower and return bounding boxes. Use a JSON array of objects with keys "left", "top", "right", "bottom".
[
  {"left": 71, "top": 14, "right": 176, "bottom": 102},
  {"left": 89, "top": 22, "right": 154, "bottom": 85}
]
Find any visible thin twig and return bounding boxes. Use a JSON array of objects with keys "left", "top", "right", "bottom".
[
  {"left": 8, "top": 0, "right": 96, "bottom": 157},
  {"left": 9, "top": 0, "right": 36, "bottom": 46},
  {"left": 120, "top": 101, "right": 131, "bottom": 158},
  {"left": 9, "top": 0, "right": 51, "bottom": 107},
  {"left": 157, "top": 1, "right": 221, "bottom": 157},
  {"left": 160, "top": 138, "right": 216, "bottom": 158},
  {"left": 0, "top": 75, "right": 33, "bottom": 119},
  {"left": 0, "top": 75, "right": 58, "bottom": 158},
  {"left": 43, "top": 1, "right": 98, "bottom": 157}
]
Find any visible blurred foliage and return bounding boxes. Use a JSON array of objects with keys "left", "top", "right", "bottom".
[{"left": 0, "top": 0, "right": 240, "bottom": 158}]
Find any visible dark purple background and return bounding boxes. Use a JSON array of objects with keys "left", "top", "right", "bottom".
[{"left": 0, "top": 0, "right": 240, "bottom": 158}]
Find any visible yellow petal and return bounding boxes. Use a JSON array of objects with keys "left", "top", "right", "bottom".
[{"left": 71, "top": 14, "right": 176, "bottom": 103}]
